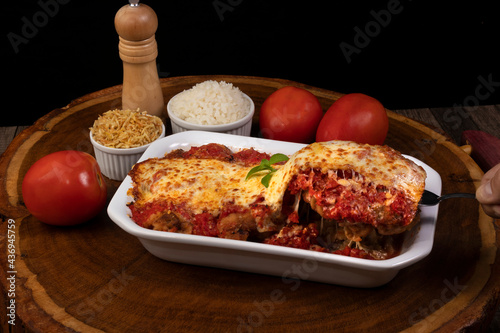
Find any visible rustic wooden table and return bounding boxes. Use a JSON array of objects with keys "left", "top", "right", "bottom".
[
  {"left": 1, "top": 77, "right": 499, "bottom": 332},
  {"left": 4, "top": 103, "right": 500, "bottom": 157},
  {"left": 2, "top": 106, "right": 500, "bottom": 157}
]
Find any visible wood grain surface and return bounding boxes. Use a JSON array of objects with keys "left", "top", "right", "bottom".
[{"left": 1, "top": 75, "right": 499, "bottom": 333}]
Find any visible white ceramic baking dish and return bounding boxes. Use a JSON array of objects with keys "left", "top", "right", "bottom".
[{"left": 107, "top": 131, "right": 441, "bottom": 288}]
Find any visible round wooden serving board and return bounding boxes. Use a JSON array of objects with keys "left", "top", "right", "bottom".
[{"left": 1, "top": 76, "right": 499, "bottom": 332}]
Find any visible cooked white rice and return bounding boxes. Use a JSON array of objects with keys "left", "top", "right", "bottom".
[{"left": 169, "top": 80, "right": 250, "bottom": 125}]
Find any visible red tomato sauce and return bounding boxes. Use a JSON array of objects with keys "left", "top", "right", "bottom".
[
  {"left": 128, "top": 201, "right": 172, "bottom": 227},
  {"left": 192, "top": 212, "right": 218, "bottom": 237},
  {"left": 232, "top": 148, "right": 271, "bottom": 166},
  {"left": 264, "top": 223, "right": 319, "bottom": 250},
  {"left": 333, "top": 245, "right": 374, "bottom": 259},
  {"left": 288, "top": 168, "right": 414, "bottom": 228},
  {"left": 181, "top": 143, "right": 233, "bottom": 161},
  {"left": 178, "top": 144, "right": 271, "bottom": 167}
]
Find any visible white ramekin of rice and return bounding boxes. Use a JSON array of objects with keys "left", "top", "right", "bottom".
[
  {"left": 90, "top": 110, "right": 165, "bottom": 181},
  {"left": 167, "top": 80, "right": 255, "bottom": 136}
]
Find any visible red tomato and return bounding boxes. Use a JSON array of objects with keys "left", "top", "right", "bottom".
[
  {"left": 259, "top": 86, "right": 323, "bottom": 143},
  {"left": 22, "top": 151, "right": 107, "bottom": 226},
  {"left": 316, "top": 93, "right": 389, "bottom": 145}
]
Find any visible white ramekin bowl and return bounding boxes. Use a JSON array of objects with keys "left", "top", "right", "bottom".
[
  {"left": 166, "top": 93, "right": 255, "bottom": 136},
  {"left": 90, "top": 124, "right": 165, "bottom": 181}
]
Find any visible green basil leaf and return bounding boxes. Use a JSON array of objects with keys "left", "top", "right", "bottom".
[
  {"left": 261, "top": 172, "right": 274, "bottom": 188},
  {"left": 245, "top": 154, "right": 288, "bottom": 187},
  {"left": 260, "top": 158, "right": 271, "bottom": 167},
  {"left": 245, "top": 164, "right": 270, "bottom": 180},
  {"left": 269, "top": 153, "right": 289, "bottom": 165}
]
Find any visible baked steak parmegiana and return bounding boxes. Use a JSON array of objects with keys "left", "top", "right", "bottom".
[{"left": 127, "top": 141, "right": 426, "bottom": 260}]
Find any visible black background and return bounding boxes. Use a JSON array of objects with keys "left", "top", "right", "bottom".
[{"left": 2, "top": 0, "right": 499, "bottom": 126}]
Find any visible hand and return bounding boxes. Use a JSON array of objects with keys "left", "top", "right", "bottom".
[{"left": 476, "top": 163, "right": 500, "bottom": 218}]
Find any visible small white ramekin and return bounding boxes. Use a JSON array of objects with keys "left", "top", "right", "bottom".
[
  {"left": 90, "top": 124, "right": 165, "bottom": 181},
  {"left": 166, "top": 93, "right": 255, "bottom": 136}
]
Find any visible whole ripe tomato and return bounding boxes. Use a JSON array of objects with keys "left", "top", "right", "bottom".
[
  {"left": 316, "top": 93, "right": 389, "bottom": 145},
  {"left": 22, "top": 151, "right": 107, "bottom": 226},
  {"left": 259, "top": 86, "right": 323, "bottom": 143}
]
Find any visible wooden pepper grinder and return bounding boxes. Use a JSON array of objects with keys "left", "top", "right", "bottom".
[{"left": 115, "top": 0, "right": 164, "bottom": 118}]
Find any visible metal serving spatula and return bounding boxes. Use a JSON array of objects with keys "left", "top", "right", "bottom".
[{"left": 419, "top": 190, "right": 476, "bottom": 206}]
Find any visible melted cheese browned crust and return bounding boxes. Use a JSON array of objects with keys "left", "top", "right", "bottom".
[
  {"left": 129, "top": 157, "right": 265, "bottom": 216},
  {"left": 127, "top": 140, "right": 427, "bottom": 259},
  {"left": 266, "top": 141, "right": 426, "bottom": 218},
  {"left": 128, "top": 146, "right": 283, "bottom": 238}
]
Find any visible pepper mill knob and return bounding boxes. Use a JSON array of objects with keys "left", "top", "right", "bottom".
[{"left": 115, "top": 1, "right": 165, "bottom": 118}]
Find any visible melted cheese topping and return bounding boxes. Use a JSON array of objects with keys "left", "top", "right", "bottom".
[
  {"left": 128, "top": 157, "right": 266, "bottom": 216},
  {"left": 266, "top": 140, "right": 427, "bottom": 212},
  {"left": 128, "top": 140, "right": 426, "bottom": 228}
]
